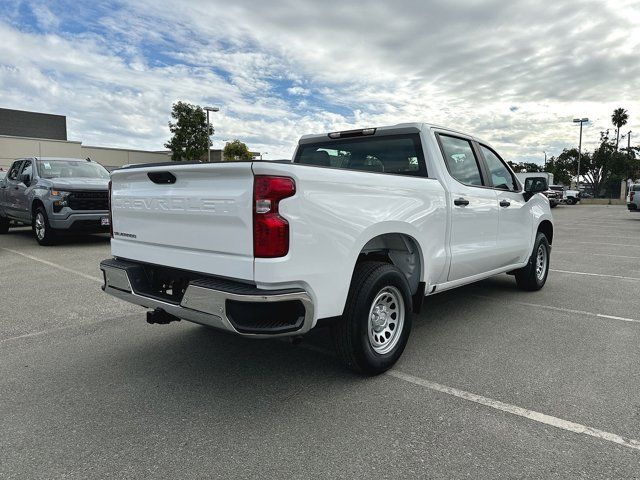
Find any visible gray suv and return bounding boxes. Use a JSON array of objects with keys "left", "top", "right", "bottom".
[{"left": 0, "top": 157, "right": 110, "bottom": 245}]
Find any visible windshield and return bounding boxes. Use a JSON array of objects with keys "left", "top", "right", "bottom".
[
  {"left": 36, "top": 159, "right": 110, "bottom": 179},
  {"left": 294, "top": 134, "right": 427, "bottom": 176}
]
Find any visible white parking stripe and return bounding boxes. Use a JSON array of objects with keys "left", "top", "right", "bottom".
[
  {"left": 387, "top": 370, "right": 640, "bottom": 452},
  {"left": 557, "top": 241, "right": 640, "bottom": 248},
  {"left": 550, "top": 269, "right": 640, "bottom": 281},
  {"left": 296, "top": 343, "right": 640, "bottom": 451},
  {"left": 1, "top": 247, "right": 103, "bottom": 283},
  {"left": 551, "top": 250, "right": 640, "bottom": 260},
  {"left": 472, "top": 295, "right": 640, "bottom": 324}
]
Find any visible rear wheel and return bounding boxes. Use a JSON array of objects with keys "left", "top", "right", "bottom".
[
  {"left": 566, "top": 197, "right": 576, "bottom": 205},
  {"left": 331, "top": 261, "right": 413, "bottom": 374},
  {"left": 0, "top": 214, "right": 9, "bottom": 234},
  {"left": 514, "top": 232, "right": 550, "bottom": 291},
  {"left": 32, "top": 206, "right": 56, "bottom": 246}
]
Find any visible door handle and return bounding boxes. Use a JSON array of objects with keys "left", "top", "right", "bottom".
[
  {"left": 454, "top": 197, "right": 470, "bottom": 206},
  {"left": 499, "top": 199, "right": 511, "bottom": 207}
]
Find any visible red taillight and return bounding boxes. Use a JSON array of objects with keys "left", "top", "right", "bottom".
[
  {"left": 108, "top": 180, "right": 113, "bottom": 238},
  {"left": 253, "top": 175, "right": 295, "bottom": 258}
]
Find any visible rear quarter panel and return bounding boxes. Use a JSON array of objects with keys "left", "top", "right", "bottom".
[{"left": 252, "top": 162, "right": 448, "bottom": 320}]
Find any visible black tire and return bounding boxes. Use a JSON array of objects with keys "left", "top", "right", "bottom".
[
  {"left": 566, "top": 197, "right": 576, "bottom": 205},
  {"left": 331, "top": 261, "right": 413, "bottom": 375},
  {"left": 32, "top": 206, "right": 56, "bottom": 246},
  {"left": 550, "top": 203, "right": 557, "bottom": 208},
  {"left": 0, "top": 214, "right": 9, "bottom": 234},
  {"left": 514, "top": 232, "right": 550, "bottom": 291}
]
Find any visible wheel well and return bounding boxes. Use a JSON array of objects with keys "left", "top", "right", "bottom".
[
  {"left": 31, "top": 199, "right": 45, "bottom": 218},
  {"left": 538, "top": 220, "right": 553, "bottom": 244},
  {"left": 356, "top": 233, "right": 422, "bottom": 295}
]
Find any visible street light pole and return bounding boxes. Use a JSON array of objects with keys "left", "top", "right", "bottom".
[
  {"left": 573, "top": 117, "right": 588, "bottom": 188},
  {"left": 543, "top": 151, "right": 547, "bottom": 169},
  {"left": 204, "top": 106, "right": 219, "bottom": 163}
]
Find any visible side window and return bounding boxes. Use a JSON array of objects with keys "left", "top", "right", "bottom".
[
  {"left": 19, "top": 160, "right": 32, "bottom": 178},
  {"left": 480, "top": 145, "right": 517, "bottom": 191},
  {"left": 438, "top": 135, "right": 483, "bottom": 186},
  {"left": 7, "top": 161, "right": 23, "bottom": 181}
]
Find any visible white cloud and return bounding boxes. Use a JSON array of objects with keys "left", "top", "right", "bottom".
[{"left": 0, "top": 0, "right": 638, "bottom": 162}]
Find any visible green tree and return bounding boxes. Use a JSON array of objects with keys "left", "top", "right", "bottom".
[
  {"left": 611, "top": 107, "right": 628, "bottom": 151},
  {"left": 165, "top": 101, "right": 212, "bottom": 161},
  {"left": 545, "top": 155, "right": 573, "bottom": 185},
  {"left": 507, "top": 161, "right": 544, "bottom": 173},
  {"left": 223, "top": 140, "right": 253, "bottom": 161}
]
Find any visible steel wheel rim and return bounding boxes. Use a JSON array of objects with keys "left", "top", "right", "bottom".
[
  {"left": 535, "top": 244, "right": 547, "bottom": 281},
  {"left": 35, "top": 213, "right": 45, "bottom": 240},
  {"left": 367, "top": 286, "right": 404, "bottom": 355}
]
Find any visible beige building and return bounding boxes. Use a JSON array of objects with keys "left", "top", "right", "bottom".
[
  {"left": 0, "top": 134, "right": 172, "bottom": 170},
  {"left": 0, "top": 108, "right": 232, "bottom": 171}
]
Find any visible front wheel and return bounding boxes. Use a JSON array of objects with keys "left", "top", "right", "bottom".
[
  {"left": 32, "top": 206, "right": 57, "bottom": 246},
  {"left": 514, "top": 232, "right": 550, "bottom": 291},
  {"left": 331, "top": 261, "right": 413, "bottom": 374},
  {"left": 566, "top": 197, "right": 576, "bottom": 205}
]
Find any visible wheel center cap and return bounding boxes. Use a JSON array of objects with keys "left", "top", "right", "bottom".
[{"left": 371, "top": 306, "right": 389, "bottom": 332}]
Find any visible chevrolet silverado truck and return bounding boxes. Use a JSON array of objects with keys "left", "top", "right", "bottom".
[
  {"left": 100, "top": 123, "right": 553, "bottom": 374},
  {"left": 0, "top": 157, "right": 110, "bottom": 245}
]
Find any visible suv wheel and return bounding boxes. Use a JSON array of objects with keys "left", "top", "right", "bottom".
[
  {"left": 32, "top": 206, "right": 56, "bottom": 246},
  {"left": 331, "top": 261, "right": 413, "bottom": 374}
]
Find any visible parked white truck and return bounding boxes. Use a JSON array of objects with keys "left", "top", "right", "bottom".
[{"left": 100, "top": 123, "right": 553, "bottom": 373}]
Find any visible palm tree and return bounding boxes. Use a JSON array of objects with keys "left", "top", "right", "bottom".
[{"left": 611, "top": 107, "right": 629, "bottom": 151}]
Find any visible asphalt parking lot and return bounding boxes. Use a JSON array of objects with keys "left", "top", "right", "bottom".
[{"left": 1, "top": 205, "right": 639, "bottom": 479}]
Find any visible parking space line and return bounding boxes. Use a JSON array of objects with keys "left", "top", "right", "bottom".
[
  {"left": 471, "top": 295, "right": 640, "bottom": 324},
  {"left": 551, "top": 250, "right": 640, "bottom": 260},
  {"left": 550, "top": 269, "right": 640, "bottom": 281},
  {"left": 557, "top": 241, "right": 640, "bottom": 248},
  {"left": 0, "top": 247, "right": 103, "bottom": 283},
  {"left": 387, "top": 370, "right": 640, "bottom": 452}
]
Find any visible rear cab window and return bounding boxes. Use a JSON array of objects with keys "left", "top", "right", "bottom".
[{"left": 294, "top": 134, "right": 427, "bottom": 177}]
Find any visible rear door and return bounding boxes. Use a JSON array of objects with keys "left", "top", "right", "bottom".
[
  {"left": 109, "top": 162, "right": 256, "bottom": 280},
  {"left": 478, "top": 144, "right": 533, "bottom": 266},
  {"left": 436, "top": 134, "right": 500, "bottom": 281}
]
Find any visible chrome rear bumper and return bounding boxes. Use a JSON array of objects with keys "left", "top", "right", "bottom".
[{"left": 100, "top": 258, "right": 314, "bottom": 338}]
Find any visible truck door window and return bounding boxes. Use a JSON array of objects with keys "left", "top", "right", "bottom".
[
  {"left": 479, "top": 145, "right": 517, "bottom": 191},
  {"left": 7, "top": 161, "right": 22, "bottom": 181},
  {"left": 438, "top": 135, "right": 483, "bottom": 186},
  {"left": 19, "top": 160, "right": 32, "bottom": 179}
]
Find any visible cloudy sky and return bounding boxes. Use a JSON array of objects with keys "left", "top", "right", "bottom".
[{"left": 1, "top": 0, "right": 639, "bottom": 162}]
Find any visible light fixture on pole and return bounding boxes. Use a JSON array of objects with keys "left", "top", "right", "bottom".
[
  {"left": 260, "top": 152, "right": 269, "bottom": 161},
  {"left": 573, "top": 117, "right": 588, "bottom": 188},
  {"left": 204, "top": 106, "right": 219, "bottom": 163}
]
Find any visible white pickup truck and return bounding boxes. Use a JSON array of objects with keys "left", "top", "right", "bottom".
[{"left": 100, "top": 123, "right": 553, "bottom": 373}]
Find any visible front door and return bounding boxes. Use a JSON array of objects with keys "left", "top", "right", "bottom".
[
  {"left": 437, "top": 134, "right": 501, "bottom": 281},
  {"left": 478, "top": 144, "right": 533, "bottom": 266},
  {"left": 1, "top": 160, "right": 24, "bottom": 219}
]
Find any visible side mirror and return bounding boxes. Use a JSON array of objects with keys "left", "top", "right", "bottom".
[
  {"left": 523, "top": 177, "right": 547, "bottom": 201},
  {"left": 20, "top": 173, "right": 31, "bottom": 185}
]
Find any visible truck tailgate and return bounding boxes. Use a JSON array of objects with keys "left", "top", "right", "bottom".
[{"left": 109, "top": 162, "right": 255, "bottom": 281}]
